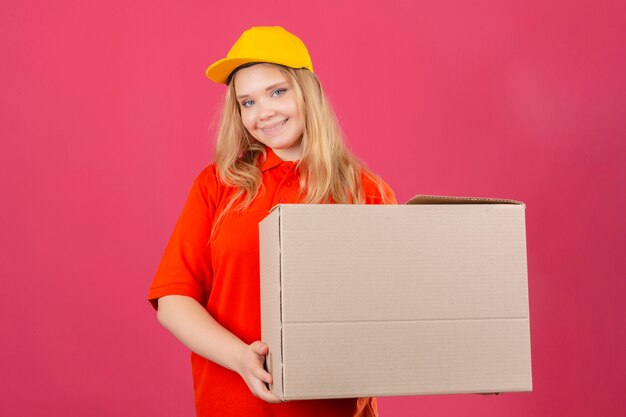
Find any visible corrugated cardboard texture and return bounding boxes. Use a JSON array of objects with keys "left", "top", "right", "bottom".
[{"left": 259, "top": 202, "right": 531, "bottom": 400}]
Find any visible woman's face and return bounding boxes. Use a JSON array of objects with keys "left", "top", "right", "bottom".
[{"left": 233, "top": 63, "right": 305, "bottom": 161}]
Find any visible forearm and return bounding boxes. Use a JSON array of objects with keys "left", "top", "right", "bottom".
[{"left": 157, "top": 295, "right": 246, "bottom": 374}]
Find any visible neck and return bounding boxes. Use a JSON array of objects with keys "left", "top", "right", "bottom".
[{"left": 272, "top": 145, "right": 302, "bottom": 162}]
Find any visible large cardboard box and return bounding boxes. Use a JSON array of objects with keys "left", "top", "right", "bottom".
[{"left": 259, "top": 195, "right": 532, "bottom": 401}]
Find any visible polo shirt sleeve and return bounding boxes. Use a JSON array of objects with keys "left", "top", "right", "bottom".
[
  {"left": 361, "top": 169, "right": 398, "bottom": 205},
  {"left": 147, "top": 165, "right": 218, "bottom": 310}
]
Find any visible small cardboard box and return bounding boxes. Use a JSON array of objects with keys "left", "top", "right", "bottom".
[{"left": 259, "top": 195, "right": 532, "bottom": 400}]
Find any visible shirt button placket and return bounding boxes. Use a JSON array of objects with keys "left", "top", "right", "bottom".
[{"left": 278, "top": 164, "right": 292, "bottom": 204}]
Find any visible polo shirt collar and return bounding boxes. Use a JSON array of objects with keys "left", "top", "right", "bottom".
[{"left": 260, "top": 147, "right": 298, "bottom": 171}]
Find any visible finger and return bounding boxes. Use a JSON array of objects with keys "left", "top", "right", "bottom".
[
  {"left": 251, "top": 378, "right": 281, "bottom": 403},
  {"left": 252, "top": 341, "right": 269, "bottom": 355},
  {"left": 252, "top": 366, "right": 273, "bottom": 384}
]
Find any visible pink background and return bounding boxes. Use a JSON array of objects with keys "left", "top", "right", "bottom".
[{"left": 1, "top": 0, "right": 624, "bottom": 416}]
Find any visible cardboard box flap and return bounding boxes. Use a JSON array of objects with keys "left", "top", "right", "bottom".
[
  {"left": 282, "top": 319, "right": 532, "bottom": 399},
  {"left": 406, "top": 194, "right": 525, "bottom": 206},
  {"left": 275, "top": 204, "right": 528, "bottom": 324}
]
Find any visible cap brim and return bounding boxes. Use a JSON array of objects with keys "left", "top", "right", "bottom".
[{"left": 205, "top": 57, "right": 302, "bottom": 84}]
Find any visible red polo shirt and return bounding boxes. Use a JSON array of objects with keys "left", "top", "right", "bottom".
[{"left": 148, "top": 147, "right": 397, "bottom": 417}]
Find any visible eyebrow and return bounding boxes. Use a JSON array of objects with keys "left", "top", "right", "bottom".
[{"left": 236, "top": 82, "right": 290, "bottom": 100}]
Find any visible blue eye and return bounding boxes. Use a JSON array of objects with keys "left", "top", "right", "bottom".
[
  {"left": 241, "top": 99, "right": 254, "bottom": 107},
  {"left": 272, "top": 88, "right": 287, "bottom": 97}
]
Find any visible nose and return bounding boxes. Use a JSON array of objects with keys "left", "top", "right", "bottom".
[{"left": 257, "top": 99, "right": 276, "bottom": 120}]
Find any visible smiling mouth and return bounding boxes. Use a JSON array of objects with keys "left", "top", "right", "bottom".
[{"left": 261, "top": 119, "right": 288, "bottom": 133}]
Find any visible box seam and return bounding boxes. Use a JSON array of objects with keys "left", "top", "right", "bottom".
[
  {"left": 282, "top": 317, "right": 530, "bottom": 325},
  {"left": 278, "top": 206, "right": 285, "bottom": 399}
]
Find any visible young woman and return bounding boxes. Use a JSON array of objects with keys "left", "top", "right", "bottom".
[{"left": 148, "top": 26, "right": 396, "bottom": 417}]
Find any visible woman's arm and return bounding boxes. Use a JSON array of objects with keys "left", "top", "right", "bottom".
[{"left": 157, "top": 295, "right": 281, "bottom": 403}]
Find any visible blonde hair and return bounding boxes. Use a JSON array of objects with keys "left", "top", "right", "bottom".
[{"left": 211, "top": 64, "right": 388, "bottom": 233}]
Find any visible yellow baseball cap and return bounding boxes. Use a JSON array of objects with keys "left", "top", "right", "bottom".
[{"left": 205, "top": 26, "right": 314, "bottom": 84}]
